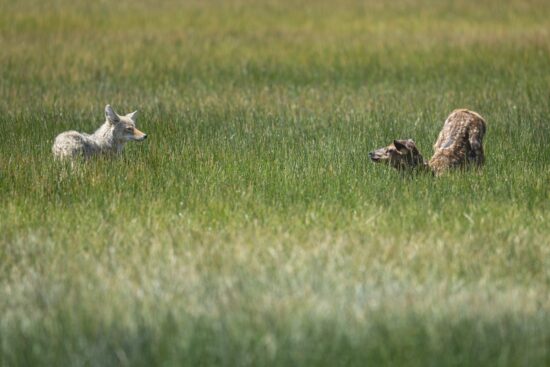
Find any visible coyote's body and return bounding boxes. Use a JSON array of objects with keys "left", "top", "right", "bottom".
[
  {"left": 52, "top": 105, "right": 147, "bottom": 160},
  {"left": 369, "top": 109, "right": 486, "bottom": 176}
]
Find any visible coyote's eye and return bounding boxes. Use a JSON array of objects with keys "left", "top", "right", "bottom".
[{"left": 126, "top": 127, "right": 133, "bottom": 132}]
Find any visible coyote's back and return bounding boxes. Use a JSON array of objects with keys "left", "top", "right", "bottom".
[{"left": 52, "top": 131, "right": 100, "bottom": 159}]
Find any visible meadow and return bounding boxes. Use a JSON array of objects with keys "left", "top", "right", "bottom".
[{"left": 1, "top": 0, "right": 550, "bottom": 365}]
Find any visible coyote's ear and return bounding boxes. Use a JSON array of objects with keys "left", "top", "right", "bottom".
[
  {"left": 393, "top": 140, "right": 407, "bottom": 151},
  {"left": 126, "top": 110, "right": 138, "bottom": 121},
  {"left": 105, "top": 104, "right": 119, "bottom": 124}
]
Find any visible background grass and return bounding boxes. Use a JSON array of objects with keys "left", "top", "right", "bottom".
[{"left": 1, "top": 0, "right": 550, "bottom": 366}]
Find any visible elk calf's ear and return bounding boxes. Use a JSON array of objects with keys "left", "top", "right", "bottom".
[
  {"left": 393, "top": 140, "right": 407, "bottom": 151},
  {"left": 406, "top": 139, "right": 420, "bottom": 154},
  {"left": 105, "top": 104, "right": 120, "bottom": 124}
]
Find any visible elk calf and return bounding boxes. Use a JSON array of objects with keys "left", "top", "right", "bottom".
[{"left": 369, "top": 109, "right": 486, "bottom": 176}]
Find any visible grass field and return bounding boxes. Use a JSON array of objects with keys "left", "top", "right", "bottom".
[{"left": 1, "top": 0, "right": 550, "bottom": 365}]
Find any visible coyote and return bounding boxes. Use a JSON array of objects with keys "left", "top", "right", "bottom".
[
  {"left": 369, "top": 109, "right": 486, "bottom": 176},
  {"left": 52, "top": 105, "right": 147, "bottom": 160}
]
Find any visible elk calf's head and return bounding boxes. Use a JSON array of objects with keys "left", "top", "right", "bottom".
[{"left": 369, "top": 139, "right": 426, "bottom": 171}]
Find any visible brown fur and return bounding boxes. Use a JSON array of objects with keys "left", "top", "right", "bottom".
[
  {"left": 369, "top": 109, "right": 486, "bottom": 176},
  {"left": 428, "top": 109, "right": 486, "bottom": 175}
]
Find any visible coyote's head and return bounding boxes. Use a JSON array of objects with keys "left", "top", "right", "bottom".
[
  {"left": 105, "top": 105, "right": 147, "bottom": 143},
  {"left": 369, "top": 139, "right": 426, "bottom": 171}
]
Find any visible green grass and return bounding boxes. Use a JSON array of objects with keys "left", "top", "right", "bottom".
[{"left": 1, "top": 0, "right": 550, "bottom": 365}]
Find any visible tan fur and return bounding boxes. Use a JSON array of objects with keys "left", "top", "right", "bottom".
[
  {"left": 52, "top": 105, "right": 147, "bottom": 160},
  {"left": 369, "top": 109, "right": 486, "bottom": 176}
]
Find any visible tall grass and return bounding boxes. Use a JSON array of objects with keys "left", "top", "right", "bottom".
[{"left": 1, "top": 0, "right": 550, "bottom": 365}]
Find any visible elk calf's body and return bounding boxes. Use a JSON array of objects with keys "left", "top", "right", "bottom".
[{"left": 428, "top": 109, "right": 486, "bottom": 175}]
